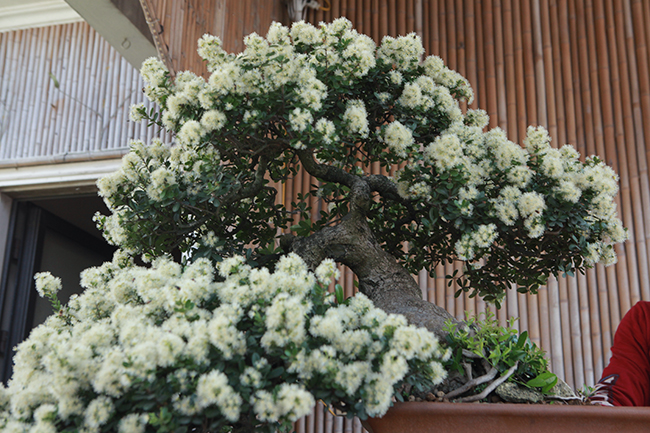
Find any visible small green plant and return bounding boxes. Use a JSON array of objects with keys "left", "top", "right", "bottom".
[{"left": 443, "top": 312, "right": 557, "bottom": 400}]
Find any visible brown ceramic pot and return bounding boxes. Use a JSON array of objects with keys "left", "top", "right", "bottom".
[{"left": 362, "top": 401, "right": 650, "bottom": 433}]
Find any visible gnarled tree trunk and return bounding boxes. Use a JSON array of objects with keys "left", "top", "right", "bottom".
[{"left": 286, "top": 164, "right": 458, "bottom": 339}]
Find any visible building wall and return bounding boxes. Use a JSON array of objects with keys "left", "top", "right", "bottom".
[{"left": 0, "top": 21, "right": 160, "bottom": 162}]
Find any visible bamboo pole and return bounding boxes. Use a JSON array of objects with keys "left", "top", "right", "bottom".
[
  {"left": 84, "top": 26, "right": 99, "bottom": 151},
  {"left": 388, "top": 0, "right": 396, "bottom": 35},
  {"left": 602, "top": 0, "right": 637, "bottom": 318},
  {"left": 84, "top": 23, "right": 101, "bottom": 150},
  {"left": 584, "top": 0, "right": 619, "bottom": 356},
  {"left": 61, "top": 23, "right": 75, "bottom": 153},
  {"left": 575, "top": 2, "right": 606, "bottom": 375},
  {"left": 428, "top": 0, "right": 439, "bottom": 55},
  {"left": 567, "top": 0, "right": 598, "bottom": 367},
  {"left": 586, "top": 267, "right": 605, "bottom": 379},
  {"left": 16, "top": 30, "right": 31, "bottom": 156},
  {"left": 397, "top": 0, "right": 406, "bottom": 35},
  {"left": 517, "top": 5, "right": 542, "bottom": 345},
  {"left": 560, "top": 0, "right": 592, "bottom": 388},
  {"left": 445, "top": 0, "right": 456, "bottom": 70},
  {"left": 635, "top": 0, "right": 650, "bottom": 183},
  {"left": 407, "top": 0, "right": 415, "bottom": 34},
  {"left": 32, "top": 27, "right": 45, "bottom": 154},
  {"left": 0, "top": 33, "right": 7, "bottom": 158},
  {"left": 546, "top": 277, "right": 564, "bottom": 379},
  {"left": 610, "top": 0, "right": 646, "bottom": 309},
  {"left": 591, "top": 0, "right": 626, "bottom": 326},
  {"left": 415, "top": 0, "right": 423, "bottom": 39},
  {"left": 531, "top": 0, "right": 546, "bottom": 127},
  {"left": 438, "top": 0, "right": 447, "bottom": 63},
  {"left": 92, "top": 26, "right": 105, "bottom": 149},
  {"left": 18, "top": 29, "right": 33, "bottom": 156},
  {"left": 621, "top": 1, "right": 650, "bottom": 304},
  {"left": 578, "top": 271, "right": 595, "bottom": 385},
  {"left": 519, "top": 0, "right": 537, "bottom": 125},
  {"left": 379, "top": 0, "right": 388, "bottom": 41},
  {"left": 464, "top": 0, "right": 477, "bottom": 110},
  {"left": 53, "top": 23, "right": 68, "bottom": 154},
  {"left": 28, "top": 27, "right": 42, "bottom": 154},
  {"left": 629, "top": 4, "right": 650, "bottom": 303}
]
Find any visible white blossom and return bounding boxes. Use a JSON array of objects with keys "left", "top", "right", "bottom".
[
  {"left": 383, "top": 121, "right": 414, "bottom": 157},
  {"left": 34, "top": 273, "right": 61, "bottom": 299}
]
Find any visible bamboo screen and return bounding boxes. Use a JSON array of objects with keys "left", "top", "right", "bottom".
[
  {"left": 143, "top": 0, "right": 650, "bottom": 420},
  {"left": 0, "top": 22, "right": 161, "bottom": 162},
  {"left": 301, "top": 0, "right": 650, "bottom": 394}
]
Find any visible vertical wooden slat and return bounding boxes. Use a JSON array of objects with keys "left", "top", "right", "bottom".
[
  {"left": 620, "top": 1, "right": 650, "bottom": 305},
  {"left": 602, "top": 0, "right": 636, "bottom": 321},
  {"left": 607, "top": 1, "right": 643, "bottom": 311},
  {"left": 629, "top": 2, "right": 650, "bottom": 306}
]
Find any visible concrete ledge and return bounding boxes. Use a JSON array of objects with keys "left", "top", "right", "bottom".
[
  {"left": 0, "top": 158, "right": 124, "bottom": 198},
  {"left": 0, "top": 0, "right": 83, "bottom": 32}
]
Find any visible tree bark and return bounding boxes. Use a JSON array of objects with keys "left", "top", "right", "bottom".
[
  {"left": 288, "top": 186, "right": 457, "bottom": 339},
  {"left": 289, "top": 151, "right": 459, "bottom": 339}
]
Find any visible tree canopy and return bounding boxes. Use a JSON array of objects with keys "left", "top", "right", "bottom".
[{"left": 97, "top": 18, "right": 626, "bottom": 305}]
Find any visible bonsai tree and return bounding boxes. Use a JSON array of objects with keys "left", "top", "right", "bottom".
[
  {"left": 98, "top": 18, "right": 625, "bottom": 337},
  {"left": 0, "top": 18, "right": 627, "bottom": 433}
]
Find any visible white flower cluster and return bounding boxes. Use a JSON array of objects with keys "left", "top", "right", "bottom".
[
  {"left": 1, "top": 252, "right": 447, "bottom": 432},
  {"left": 95, "top": 137, "right": 228, "bottom": 252},
  {"left": 377, "top": 33, "right": 425, "bottom": 70},
  {"left": 398, "top": 111, "right": 627, "bottom": 267},
  {"left": 124, "top": 16, "right": 481, "bottom": 183},
  {"left": 383, "top": 120, "right": 414, "bottom": 157},
  {"left": 34, "top": 272, "right": 62, "bottom": 299},
  {"left": 343, "top": 99, "right": 370, "bottom": 138},
  {"left": 455, "top": 224, "right": 499, "bottom": 261},
  {"left": 422, "top": 55, "right": 474, "bottom": 103},
  {"left": 290, "top": 293, "right": 448, "bottom": 417}
]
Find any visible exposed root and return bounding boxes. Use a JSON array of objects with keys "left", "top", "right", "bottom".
[
  {"left": 461, "top": 349, "right": 483, "bottom": 359},
  {"left": 457, "top": 362, "right": 518, "bottom": 402},
  {"left": 443, "top": 366, "right": 498, "bottom": 400},
  {"left": 442, "top": 362, "right": 519, "bottom": 402},
  {"left": 462, "top": 362, "right": 473, "bottom": 381}
]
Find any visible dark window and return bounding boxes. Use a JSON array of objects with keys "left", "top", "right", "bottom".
[{"left": 0, "top": 196, "right": 115, "bottom": 382}]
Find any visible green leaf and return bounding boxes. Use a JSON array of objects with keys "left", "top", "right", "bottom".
[
  {"left": 49, "top": 72, "right": 60, "bottom": 89},
  {"left": 334, "top": 284, "right": 345, "bottom": 304},
  {"left": 268, "top": 366, "right": 284, "bottom": 379},
  {"left": 526, "top": 371, "right": 558, "bottom": 393},
  {"left": 516, "top": 331, "right": 528, "bottom": 349}
]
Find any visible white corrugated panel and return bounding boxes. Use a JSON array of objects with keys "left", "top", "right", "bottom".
[{"left": 0, "top": 21, "right": 163, "bottom": 162}]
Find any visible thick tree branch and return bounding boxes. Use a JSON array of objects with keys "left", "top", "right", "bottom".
[
  {"left": 289, "top": 150, "right": 458, "bottom": 338},
  {"left": 365, "top": 174, "right": 404, "bottom": 202},
  {"left": 296, "top": 149, "right": 359, "bottom": 187},
  {"left": 296, "top": 149, "right": 373, "bottom": 214}
]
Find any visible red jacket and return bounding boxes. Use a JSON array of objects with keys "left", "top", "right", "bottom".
[{"left": 599, "top": 301, "right": 650, "bottom": 406}]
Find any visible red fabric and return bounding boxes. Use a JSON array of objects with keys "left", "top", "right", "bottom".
[{"left": 599, "top": 301, "right": 650, "bottom": 406}]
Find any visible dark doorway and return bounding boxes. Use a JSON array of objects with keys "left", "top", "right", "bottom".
[{"left": 0, "top": 195, "right": 115, "bottom": 382}]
